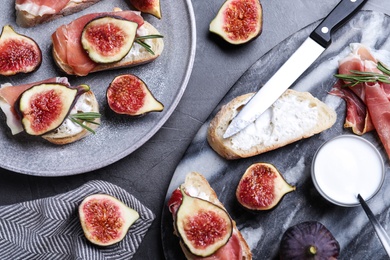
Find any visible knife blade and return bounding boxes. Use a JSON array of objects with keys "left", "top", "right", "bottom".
[{"left": 223, "top": 0, "right": 368, "bottom": 139}]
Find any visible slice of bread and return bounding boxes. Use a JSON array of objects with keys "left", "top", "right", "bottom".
[
  {"left": 42, "top": 90, "right": 100, "bottom": 145},
  {"left": 173, "top": 172, "right": 252, "bottom": 259},
  {"left": 207, "top": 89, "right": 337, "bottom": 160},
  {"left": 52, "top": 21, "right": 164, "bottom": 76},
  {"left": 16, "top": 0, "right": 101, "bottom": 27}
]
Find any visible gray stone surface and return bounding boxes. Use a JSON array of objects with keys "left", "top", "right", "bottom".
[{"left": 1, "top": 0, "right": 390, "bottom": 259}]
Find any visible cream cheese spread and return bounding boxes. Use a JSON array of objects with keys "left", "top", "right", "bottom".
[
  {"left": 231, "top": 94, "right": 318, "bottom": 151},
  {"left": 16, "top": 2, "right": 56, "bottom": 16},
  {"left": 16, "top": 0, "right": 84, "bottom": 17},
  {"left": 186, "top": 185, "right": 210, "bottom": 201},
  {"left": 47, "top": 93, "right": 94, "bottom": 137},
  {"left": 126, "top": 26, "right": 150, "bottom": 60}
]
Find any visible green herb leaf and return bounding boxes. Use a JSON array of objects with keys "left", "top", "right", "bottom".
[
  {"left": 69, "top": 112, "right": 101, "bottom": 134},
  {"left": 334, "top": 61, "right": 390, "bottom": 87},
  {"left": 135, "top": 34, "right": 163, "bottom": 55}
]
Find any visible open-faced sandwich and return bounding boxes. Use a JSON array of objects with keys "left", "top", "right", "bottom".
[
  {"left": 167, "top": 172, "right": 252, "bottom": 259},
  {"left": 207, "top": 89, "right": 337, "bottom": 160},
  {"left": 15, "top": 0, "right": 102, "bottom": 27},
  {"left": 51, "top": 8, "right": 164, "bottom": 76},
  {"left": 0, "top": 77, "right": 100, "bottom": 145},
  {"left": 15, "top": 0, "right": 163, "bottom": 27}
]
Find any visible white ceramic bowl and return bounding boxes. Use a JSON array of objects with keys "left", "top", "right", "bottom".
[{"left": 311, "top": 135, "right": 385, "bottom": 207}]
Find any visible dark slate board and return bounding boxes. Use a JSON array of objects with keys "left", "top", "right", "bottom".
[{"left": 161, "top": 11, "right": 390, "bottom": 260}]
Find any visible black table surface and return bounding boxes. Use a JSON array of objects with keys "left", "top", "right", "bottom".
[{"left": 1, "top": 0, "right": 389, "bottom": 259}]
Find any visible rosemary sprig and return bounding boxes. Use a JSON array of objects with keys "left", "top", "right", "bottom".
[
  {"left": 135, "top": 34, "right": 164, "bottom": 55},
  {"left": 334, "top": 61, "right": 390, "bottom": 87},
  {"left": 378, "top": 61, "right": 390, "bottom": 75},
  {"left": 69, "top": 112, "right": 101, "bottom": 134}
]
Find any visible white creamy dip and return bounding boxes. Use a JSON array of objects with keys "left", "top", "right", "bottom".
[
  {"left": 312, "top": 135, "right": 384, "bottom": 206},
  {"left": 231, "top": 95, "right": 318, "bottom": 150}
]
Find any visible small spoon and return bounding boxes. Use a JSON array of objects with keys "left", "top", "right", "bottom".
[{"left": 357, "top": 194, "right": 390, "bottom": 256}]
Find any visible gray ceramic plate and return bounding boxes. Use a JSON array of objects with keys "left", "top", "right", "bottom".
[{"left": 0, "top": 0, "right": 196, "bottom": 176}]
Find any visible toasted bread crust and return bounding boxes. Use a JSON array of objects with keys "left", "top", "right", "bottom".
[
  {"left": 177, "top": 172, "right": 252, "bottom": 260},
  {"left": 207, "top": 93, "right": 254, "bottom": 160},
  {"left": 16, "top": 0, "right": 101, "bottom": 27},
  {"left": 207, "top": 90, "right": 337, "bottom": 160},
  {"left": 42, "top": 90, "right": 99, "bottom": 145},
  {"left": 52, "top": 21, "right": 164, "bottom": 76}
]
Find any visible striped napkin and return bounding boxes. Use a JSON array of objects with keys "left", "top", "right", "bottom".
[{"left": 0, "top": 180, "right": 155, "bottom": 259}]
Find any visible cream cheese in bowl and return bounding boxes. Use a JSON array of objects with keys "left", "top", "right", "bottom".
[{"left": 311, "top": 135, "right": 384, "bottom": 207}]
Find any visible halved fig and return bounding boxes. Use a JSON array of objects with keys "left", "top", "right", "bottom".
[
  {"left": 129, "top": 0, "right": 162, "bottom": 19},
  {"left": 236, "top": 163, "right": 295, "bottom": 210},
  {"left": 81, "top": 16, "right": 138, "bottom": 63},
  {"left": 79, "top": 194, "right": 139, "bottom": 246},
  {"left": 176, "top": 187, "right": 233, "bottom": 257},
  {"left": 0, "top": 25, "right": 42, "bottom": 76},
  {"left": 16, "top": 83, "right": 89, "bottom": 136},
  {"left": 209, "top": 0, "right": 263, "bottom": 45},
  {"left": 280, "top": 221, "right": 340, "bottom": 260},
  {"left": 107, "top": 74, "right": 164, "bottom": 116}
]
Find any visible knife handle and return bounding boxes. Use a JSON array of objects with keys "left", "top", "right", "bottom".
[{"left": 310, "top": 0, "right": 368, "bottom": 48}]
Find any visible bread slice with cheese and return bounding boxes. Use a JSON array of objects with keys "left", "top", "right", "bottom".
[
  {"left": 52, "top": 21, "right": 164, "bottom": 76},
  {"left": 0, "top": 78, "right": 100, "bottom": 145},
  {"left": 42, "top": 90, "right": 100, "bottom": 145},
  {"left": 168, "top": 172, "right": 252, "bottom": 259},
  {"left": 207, "top": 89, "right": 337, "bottom": 160},
  {"left": 15, "top": 0, "right": 101, "bottom": 27}
]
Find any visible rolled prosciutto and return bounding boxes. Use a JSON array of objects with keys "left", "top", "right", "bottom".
[{"left": 331, "top": 44, "right": 390, "bottom": 158}]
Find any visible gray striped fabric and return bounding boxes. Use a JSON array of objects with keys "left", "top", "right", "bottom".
[{"left": 0, "top": 180, "right": 155, "bottom": 259}]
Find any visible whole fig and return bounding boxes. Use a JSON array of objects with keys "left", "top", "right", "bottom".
[{"left": 280, "top": 221, "right": 340, "bottom": 260}]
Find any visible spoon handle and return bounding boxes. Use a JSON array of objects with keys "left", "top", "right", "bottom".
[{"left": 357, "top": 194, "right": 390, "bottom": 256}]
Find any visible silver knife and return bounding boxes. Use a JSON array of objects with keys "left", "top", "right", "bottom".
[{"left": 223, "top": 0, "right": 368, "bottom": 139}]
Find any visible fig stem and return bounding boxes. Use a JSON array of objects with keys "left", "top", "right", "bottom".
[
  {"left": 135, "top": 34, "right": 163, "bottom": 55},
  {"left": 308, "top": 245, "right": 317, "bottom": 256},
  {"left": 78, "top": 84, "right": 91, "bottom": 92}
]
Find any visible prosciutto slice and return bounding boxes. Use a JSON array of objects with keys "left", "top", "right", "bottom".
[
  {"left": 51, "top": 11, "right": 144, "bottom": 76},
  {"left": 167, "top": 188, "right": 243, "bottom": 260},
  {"left": 15, "top": 0, "right": 70, "bottom": 16},
  {"left": 364, "top": 82, "right": 390, "bottom": 156},
  {"left": 332, "top": 44, "right": 390, "bottom": 158},
  {"left": 330, "top": 81, "right": 374, "bottom": 134}
]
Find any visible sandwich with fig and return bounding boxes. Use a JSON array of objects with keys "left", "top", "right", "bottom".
[
  {"left": 15, "top": 0, "right": 102, "bottom": 27},
  {"left": 15, "top": 0, "right": 162, "bottom": 27},
  {"left": 207, "top": 89, "right": 337, "bottom": 159},
  {"left": 51, "top": 8, "right": 164, "bottom": 76},
  {"left": 0, "top": 77, "right": 100, "bottom": 145},
  {"left": 167, "top": 172, "right": 252, "bottom": 259}
]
